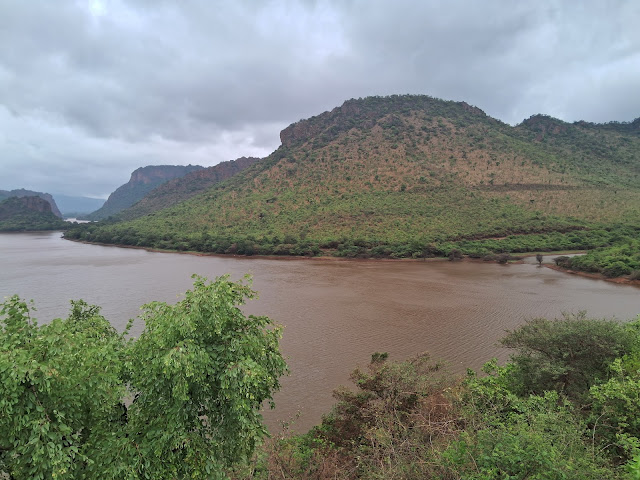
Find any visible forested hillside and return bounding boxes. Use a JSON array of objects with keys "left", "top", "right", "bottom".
[
  {"left": 67, "top": 95, "right": 640, "bottom": 259},
  {"left": 0, "top": 196, "right": 69, "bottom": 231},
  {"left": 0, "top": 188, "right": 63, "bottom": 217}
]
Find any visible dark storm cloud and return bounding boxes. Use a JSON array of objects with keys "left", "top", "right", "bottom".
[{"left": 1, "top": 0, "right": 638, "bottom": 197}]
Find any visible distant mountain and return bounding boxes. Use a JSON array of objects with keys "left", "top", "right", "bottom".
[
  {"left": 66, "top": 94, "right": 640, "bottom": 257},
  {"left": 53, "top": 194, "right": 105, "bottom": 216},
  {"left": 116, "top": 157, "right": 260, "bottom": 220},
  {"left": 83, "top": 165, "right": 204, "bottom": 220},
  {"left": 0, "top": 189, "right": 62, "bottom": 218},
  {"left": 0, "top": 196, "right": 69, "bottom": 231}
]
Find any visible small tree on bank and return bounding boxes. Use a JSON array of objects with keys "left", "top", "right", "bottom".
[{"left": 0, "top": 275, "right": 287, "bottom": 479}]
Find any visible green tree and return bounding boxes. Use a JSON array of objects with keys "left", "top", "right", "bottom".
[
  {"left": 500, "top": 313, "right": 635, "bottom": 401},
  {"left": 0, "top": 275, "right": 287, "bottom": 479}
]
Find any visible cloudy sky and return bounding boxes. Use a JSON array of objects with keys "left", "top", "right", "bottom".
[{"left": 1, "top": 0, "right": 639, "bottom": 198}]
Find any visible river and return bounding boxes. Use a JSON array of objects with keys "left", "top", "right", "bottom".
[{"left": 1, "top": 231, "right": 638, "bottom": 431}]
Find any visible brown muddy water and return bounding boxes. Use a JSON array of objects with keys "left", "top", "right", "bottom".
[{"left": 1, "top": 231, "right": 638, "bottom": 432}]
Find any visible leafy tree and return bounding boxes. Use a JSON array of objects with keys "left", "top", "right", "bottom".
[
  {"left": 500, "top": 313, "right": 635, "bottom": 400},
  {"left": 0, "top": 275, "right": 287, "bottom": 479}
]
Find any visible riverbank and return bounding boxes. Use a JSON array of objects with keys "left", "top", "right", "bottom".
[
  {"left": 63, "top": 235, "right": 640, "bottom": 288},
  {"left": 546, "top": 264, "right": 640, "bottom": 287}
]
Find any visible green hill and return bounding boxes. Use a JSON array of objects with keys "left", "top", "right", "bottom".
[
  {"left": 84, "top": 164, "right": 204, "bottom": 221},
  {"left": 0, "top": 189, "right": 63, "bottom": 217},
  {"left": 115, "top": 157, "right": 259, "bottom": 221},
  {"left": 0, "top": 196, "right": 69, "bottom": 231},
  {"left": 66, "top": 95, "right": 640, "bottom": 257}
]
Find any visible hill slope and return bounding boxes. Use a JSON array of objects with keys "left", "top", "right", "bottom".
[
  {"left": 84, "top": 164, "right": 204, "bottom": 220},
  {"left": 115, "top": 157, "right": 259, "bottom": 221},
  {"left": 66, "top": 95, "right": 640, "bottom": 257},
  {"left": 0, "top": 196, "right": 69, "bottom": 231},
  {"left": 0, "top": 189, "right": 63, "bottom": 218}
]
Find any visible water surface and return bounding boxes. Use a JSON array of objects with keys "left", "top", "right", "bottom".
[{"left": 1, "top": 232, "right": 638, "bottom": 431}]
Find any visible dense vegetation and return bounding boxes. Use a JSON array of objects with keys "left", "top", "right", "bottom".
[
  {"left": 0, "top": 189, "right": 63, "bottom": 218},
  {"left": 231, "top": 313, "right": 640, "bottom": 480},
  {"left": 0, "top": 196, "right": 69, "bottom": 231},
  {"left": 66, "top": 95, "right": 640, "bottom": 264},
  {"left": 554, "top": 240, "right": 640, "bottom": 279},
  {"left": 0, "top": 276, "right": 287, "bottom": 479}
]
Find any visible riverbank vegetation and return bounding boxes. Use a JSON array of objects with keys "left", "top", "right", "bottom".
[
  {"left": 65, "top": 221, "right": 639, "bottom": 263},
  {"left": 231, "top": 313, "right": 640, "bottom": 480},
  {"left": 554, "top": 240, "right": 640, "bottom": 279}
]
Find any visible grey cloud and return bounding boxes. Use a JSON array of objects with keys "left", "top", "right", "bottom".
[{"left": 1, "top": 0, "right": 638, "bottom": 196}]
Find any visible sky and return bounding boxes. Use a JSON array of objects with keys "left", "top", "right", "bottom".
[{"left": 1, "top": 1, "right": 639, "bottom": 198}]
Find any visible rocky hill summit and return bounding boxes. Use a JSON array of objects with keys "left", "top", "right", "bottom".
[
  {"left": 0, "top": 196, "right": 68, "bottom": 231},
  {"left": 0, "top": 189, "right": 62, "bottom": 217}
]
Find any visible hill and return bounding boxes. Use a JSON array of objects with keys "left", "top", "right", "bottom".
[
  {"left": 0, "top": 196, "right": 69, "bottom": 231},
  {"left": 115, "top": 157, "right": 259, "bottom": 221},
  {"left": 66, "top": 95, "right": 640, "bottom": 257},
  {"left": 83, "top": 164, "right": 204, "bottom": 220},
  {"left": 0, "top": 189, "right": 63, "bottom": 218}
]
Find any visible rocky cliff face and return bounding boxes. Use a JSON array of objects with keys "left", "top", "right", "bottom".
[
  {"left": 0, "top": 196, "right": 52, "bottom": 220},
  {"left": 0, "top": 189, "right": 62, "bottom": 217},
  {"left": 0, "top": 195, "right": 70, "bottom": 231},
  {"left": 85, "top": 165, "right": 204, "bottom": 220}
]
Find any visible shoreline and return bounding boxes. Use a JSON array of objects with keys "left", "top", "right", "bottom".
[
  {"left": 545, "top": 263, "right": 640, "bottom": 288},
  {"left": 62, "top": 236, "right": 640, "bottom": 287}
]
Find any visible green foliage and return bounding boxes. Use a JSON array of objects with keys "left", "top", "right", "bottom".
[
  {"left": 0, "top": 196, "right": 69, "bottom": 231},
  {"left": 567, "top": 240, "right": 640, "bottom": 278},
  {"left": 500, "top": 313, "right": 635, "bottom": 400},
  {"left": 444, "top": 391, "right": 612, "bottom": 479},
  {"left": 588, "top": 317, "right": 640, "bottom": 464},
  {"left": 0, "top": 275, "right": 287, "bottom": 479},
  {"left": 0, "top": 297, "right": 126, "bottom": 479}
]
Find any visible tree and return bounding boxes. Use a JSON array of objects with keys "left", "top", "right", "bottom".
[
  {"left": 0, "top": 275, "right": 287, "bottom": 479},
  {"left": 500, "top": 313, "right": 634, "bottom": 400}
]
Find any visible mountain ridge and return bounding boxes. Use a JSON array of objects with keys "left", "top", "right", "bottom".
[{"left": 66, "top": 94, "right": 640, "bottom": 258}]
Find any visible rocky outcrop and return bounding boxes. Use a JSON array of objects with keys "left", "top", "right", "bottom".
[
  {"left": 0, "top": 196, "right": 52, "bottom": 220},
  {"left": 0, "top": 196, "right": 69, "bottom": 231},
  {"left": 280, "top": 95, "right": 491, "bottom": 148},
  {"left": 0, "top": 189, "right": 62, "bottom": 217}
]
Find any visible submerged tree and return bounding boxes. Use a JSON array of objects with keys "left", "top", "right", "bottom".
[{"left": 0, "top": 274, "right": 287, "bottom": 479}]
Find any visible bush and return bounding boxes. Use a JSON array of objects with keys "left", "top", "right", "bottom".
[{"left": 500, "top": 313, "right": 635, "bottom": 400}]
